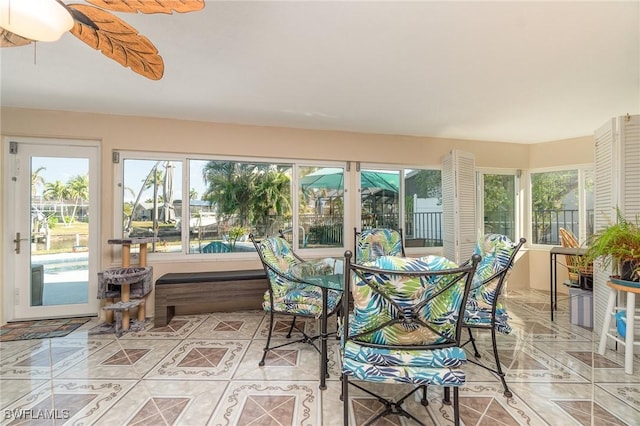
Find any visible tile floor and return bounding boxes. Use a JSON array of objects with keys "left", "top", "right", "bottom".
[{"left": 1, "top": 289, "right": 639, "bottom": 425}]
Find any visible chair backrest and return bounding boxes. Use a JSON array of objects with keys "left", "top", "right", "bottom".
[
  {"left": 559, "top": 227, "right": 593, "bottom": 281},
  {"left": 469, "top": 234, "right": 526, "bottom": 309},
  {"left": 201, "top": 241, "right": 231, "bottom": 253},
  {"left": 343, "top": 253, "right": 480, "bottom": 350},
  {"left": 249, "top": 233, "right": 304, "bottom": 298},
  {"left": 354, "top": 227, "right": 405, "bottom": 263}
]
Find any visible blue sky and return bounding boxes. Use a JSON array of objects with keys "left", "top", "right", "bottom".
[
  {"left": 32, "top": 157, "right": 209, "bottom": 202},
  {"left": 32, "top": 157, "right": 88, "bottom": 196}
]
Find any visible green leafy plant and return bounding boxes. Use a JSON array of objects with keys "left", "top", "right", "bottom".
[
  {"left": 228, "top": 225, "right": 249, "bottom": 250},
  {"left": 584, "top": 208, "right": 640, "bottom": 281}
]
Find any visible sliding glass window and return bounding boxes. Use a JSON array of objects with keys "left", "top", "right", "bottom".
[
  {"left": 188, "top": 159, "right": 293, "bottom": 253},
  {"left": 404, "top": 169, "right": 442, "bottom": 247},
  {"left": 481, "top": 172, "right": 517, "bottom": 241},
  {"left": 530, "top": 168, "right": 593, "bottom": 245},
  {"left": 298, "top": 166, "right": 345, "bottom": 249},
  {"left": 122, "top": 159, "right": 183, "bottom": 253}
]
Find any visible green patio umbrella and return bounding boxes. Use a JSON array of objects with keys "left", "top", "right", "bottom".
[{"left": 300, "top": 168, "right": 399, "bottom": 192}]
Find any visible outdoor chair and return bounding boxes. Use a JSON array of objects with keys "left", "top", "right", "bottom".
[
  {"left": 559, "top": 227, "right": 593, "bottom": 290},
  {"left": 461, "top": 234, "right": 526, "bottom": 398},
  {"left": 201, "top": 241, "right": 231, "bottom": 253},
  {"left": 250, "top": 233, "right": 342, "bottom": 366},
  {"left": 354, "top": 227, "right": 405, "bottom": 263},
  {"left": 341, "top": 252, "right": 480, "bottom": 426}
]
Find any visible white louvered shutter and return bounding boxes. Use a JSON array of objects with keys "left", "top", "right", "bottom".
[
  {"left": 593, "top": 118, "right": 616, "bottom": 333},
  {"left": 593, "top": 114, "right": 640, "bottom": 334},
  {"left": 442, "top": 150, "right": 477, "bottom": 264}
]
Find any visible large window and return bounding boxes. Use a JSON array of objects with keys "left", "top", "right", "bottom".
[
  {"left": 360, "top": 168, "right": 400, "bottom": 230},
  {"left": 119, "top": 153, "right": 443, "bottom": 256},
  {"left": 122, "top": 159, "right": 183, "bottom": 253},
  {"left": 530, "top": 168, "right": 594, "bottom": 245},
  {"left": 481, "top": 172, "right": 517, "bottom": 241},
  {"left": 298, "top": 166, "right": 345, "bottom": 248},
  {"left": 188, "top": 160, "right": 293, "bottom": 253},
  {"left": 404, "top": 169, "right": 442, "bottom": 247},
  {"left": 355, "top": 166, "right": 442, "bottom": 248},
  {"left": 120, "top": 154, "right": 349, "bottom": 255}
]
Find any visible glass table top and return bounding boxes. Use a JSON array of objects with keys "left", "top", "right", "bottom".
[{"left": 290, "top": 257, "right": 344, "bottom": 291}]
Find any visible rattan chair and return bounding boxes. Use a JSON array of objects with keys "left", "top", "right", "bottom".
[
  {"left": 341, "top": 252, "right": 480, "bottom": 426},
  {"left": 559, "top": 227, "right": 593, "bottom": 289}
]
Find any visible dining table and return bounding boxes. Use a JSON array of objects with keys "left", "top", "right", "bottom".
[{"left": 290, "top": 256, "right": 344, "bottom": 390}]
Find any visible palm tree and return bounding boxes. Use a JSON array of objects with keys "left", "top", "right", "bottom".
[
  {"left": 43, "top": 180, "right": 69, "bottom": 226},
  {"left": 67, "top": 174, "right": 89, "bottom": 223},
  {"left": 31, "top": 166, "right": 46, "bottom": 197},
  {"left": 253, "top": 169, "right": 291, "bottom": 230},
  {"left": 202, "top": 162, "right": 260, "bottom": 227},
  {"left": 202, "top": 161, "right": 292, "bottom": 234}
]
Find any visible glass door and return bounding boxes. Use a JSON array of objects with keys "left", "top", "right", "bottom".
[{"left": 4, "top": 138, "right": 99, "bottom": 320}]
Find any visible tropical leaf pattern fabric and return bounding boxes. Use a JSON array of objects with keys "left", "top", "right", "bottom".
[
  {"left": 464, "top": 234, "right": 516, "bottom": 333},
  {"left": 350, "top": 255, "right": 463, "bottom": 346},
  {"left": 343, "top": 356, "right": 466, "bottom": 386},
  {"left": 342, "top": 254, "right": 468, "bottom": 387},
  {"left": 256, "top": 236, "right": 340, "bottom": 318},
  {"left": 355, "top": 228, "right": 403, "bottom": 263}
]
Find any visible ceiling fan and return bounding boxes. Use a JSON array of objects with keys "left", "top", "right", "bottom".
[{"left": 0, "top": 0, "right": 205, "bottom": 80}]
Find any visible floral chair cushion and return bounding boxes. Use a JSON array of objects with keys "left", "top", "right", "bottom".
[
  {"left": 257, "top": 236, "right": 341, "bottom": 318},
  {"left": 350, "top": 255, "right": 464, "bottom": 346},
  {"left": 342, "top": 347, "right": 466, "bottom": 386},
  {"left": 267, "top": 284, "right": 341, "bottom": 318},
  {"left": 342, "top": 255, "right": 468, "bottom": 387},
  {"left": 464, "top": 234, "right": 516, "bottom": 334},
  {"left": 355, "top": 228, "right": 403, "bottom": 263}
]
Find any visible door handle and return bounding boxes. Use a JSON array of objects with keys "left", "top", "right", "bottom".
[{"left": 13, "top": 232, "right": 28, "bottom": 254}]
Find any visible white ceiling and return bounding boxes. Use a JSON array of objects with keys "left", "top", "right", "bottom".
[{"left": 1, "top": 1, "right": 639, "bottom": 144}]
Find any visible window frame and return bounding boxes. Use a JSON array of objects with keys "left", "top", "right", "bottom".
[
  {"left": 357, "top": 162, "right": 443, "bottom": 256},
  {"left": 476, "top": 168, "right": 521, "bottom": 242},
  {"left": 527, "top": 164, "right": 594, "bottom": 248},
  {"left": 114, "top": 151, "right": 351, "bottom": 261}
]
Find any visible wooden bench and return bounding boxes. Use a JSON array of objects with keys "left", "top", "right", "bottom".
[{"left": 154, "top": 269, "right": 267, "bottom": 327}]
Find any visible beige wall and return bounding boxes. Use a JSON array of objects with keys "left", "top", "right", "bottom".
[{"left": 0, "top": 107, "right": 595, "bottom": 323}]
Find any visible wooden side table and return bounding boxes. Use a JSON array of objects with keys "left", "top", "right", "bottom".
[{"left": 598, "top": 280, "right": 640, "bottom": 374}]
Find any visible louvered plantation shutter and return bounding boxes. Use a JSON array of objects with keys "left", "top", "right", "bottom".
[
  {"left": 442, "top": 150, "right": 477, "bottom": 264},
  {"left": 593, "top": 118, "right": 616, "bottom": 332},
  {"left": 593, "top": 114, "right": 640, "bottom": 333}
]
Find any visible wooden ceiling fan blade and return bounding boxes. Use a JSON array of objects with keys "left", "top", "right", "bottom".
[
  {"left": 0, "top": 29, "right": 33, "bottom": 47},
  {"left": 67, "top": 4, "right": 164, "bottom": 80},
  {"left": 85, "top": 0, "right": 205, "bottom": 14}
]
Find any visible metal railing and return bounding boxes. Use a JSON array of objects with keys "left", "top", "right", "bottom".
[{"left": 531, "top": 209, "right": 594, "bottom": 245}]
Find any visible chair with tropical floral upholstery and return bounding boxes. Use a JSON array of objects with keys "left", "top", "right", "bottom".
[
  {"left": 250, "top": 233, "right": 342, "bottom": 367},
  {"left": 354, "top": 227, "right": 405, "bottom": 263},
  {"left": 461, "top": 234, "right": 526, "bottom": 398},
  {"left": 341, "top": 252, "right": 480, "bottom": 426}
]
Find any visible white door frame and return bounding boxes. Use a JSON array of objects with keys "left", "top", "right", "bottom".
[{"left": 2, "top": 137, "right": 101, "bottom": 321}]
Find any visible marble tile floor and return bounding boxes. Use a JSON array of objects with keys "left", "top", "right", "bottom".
[{"left": 1, "top": 289, "right": 639, "bottom": 425}]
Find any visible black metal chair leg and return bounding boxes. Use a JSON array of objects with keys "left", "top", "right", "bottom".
[
  {"left": 420, "top": 385, "right": 428, "bottom": 406},
  {"left": 468, "top": 327, "right": 482, "bottom": 358},
  {"left": 286, "top": 315, "right": 297, "bottom": 338},
  {"left": 259, "top": 310, "right": 274, "bottom": 366},
  {"left": 342, "top": 373, "right": 349, "bottom": 425},
  {"left": 453, "top": 387, "right": 460, "bottom": 426},
  {"left": 443, "top": 387, "right": 451, "bottom": 405},
  {"left": 491, "top": 327, "right": 512, "bottom": 397}
]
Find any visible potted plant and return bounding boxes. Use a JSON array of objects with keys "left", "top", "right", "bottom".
[{"left": 584, "top": 208, "right": 640, "bottom": 282}]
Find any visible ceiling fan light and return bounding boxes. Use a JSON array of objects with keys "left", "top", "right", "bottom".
[{"left": 0, "top": 0, "right": 73, "bottom": 42}]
